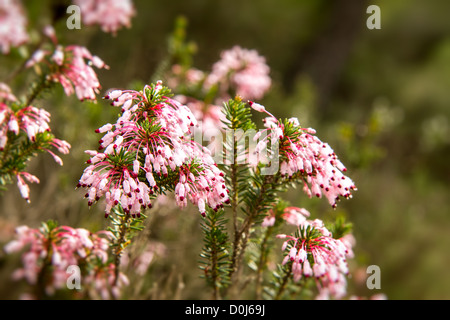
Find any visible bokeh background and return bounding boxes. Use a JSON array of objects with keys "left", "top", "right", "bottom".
[{"left": 1, "top": 0, "right": 449, "bottom": 300}]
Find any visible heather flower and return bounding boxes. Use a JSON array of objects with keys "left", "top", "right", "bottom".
[
  {"left": 73, "top": 0, "right": 135, "bottom": 35},
  {"left": 0, "top": 86, "right": 71, "bottom": 201},
  {"left": 78, "top": 82, "right": 229, "bottom": 217},
  {"left": 277, "top": 219, "right": 354, "bottom": 299},
  {"left": 251, "top": 102, "right": 356, "bottom": 208},
  {"left": 167, "top": 64, "right": 206, "bottom": 90},
  {"left": 0, "top": 82, "right": 17, "bottom": 102},
  {"left": 174, "top": 95, "right": 224, "bottom": 134},
  {"left": 15, "top": 172, "right": 39, "bottom": 203},
  {"left": 0, "top": 0, "right": 29, "bottom": 54},
  {"left": 174, "top": 94, "right": 225, "bottom": 155},
  {"left": 25, "top": 32, "right": 109, "bottom": 102},
  {"left": 83, "top": 263, "right": 129, "bottom": 300},
  {"left": 262, "top": 206, "right": 310, "bottom": 227},
  {"left": 4, "top": 223, "right": 124, "bottom": 298},
  {"left": 205, "top": 46, "right": 271, "bottom": 100},
  {"left": 48, "top": 45, "right": 109, "bottom": 101}
]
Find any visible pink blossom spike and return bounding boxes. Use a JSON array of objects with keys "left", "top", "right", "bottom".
[{"left": 277, "top": 218, "right": 355, "bottom": 299}]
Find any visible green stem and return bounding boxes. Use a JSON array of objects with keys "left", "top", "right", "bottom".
[
  {"left": 113, "top": 212, "right": 131, "bottom": 287},
  {"left": 229, "top": 129, "right": 239, "bottom": 275},
  {"left": 35, "top": 230, "right": 55, "bottom": 299},
  {"left": 227, "top": 175, "right": 273, "bottom": 296},
  {"left": 210, "top": 238, "right": 220, "bottom": 300},
  {"left": 25, "top": 76, "right": 53, "bottom": 107},
  {"left": 0, "top": 136, "right": 41, "bottom": 180}
]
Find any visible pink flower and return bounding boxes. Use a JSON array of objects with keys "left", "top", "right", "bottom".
[
  {"left": 24, "top": 31, "right": 109, "bottom": 102},
  {"left": 84, "top": 263, "right": 129, "bottom": 300},
  {"left": 0, "top": 102, "right": 71, "bottom": 152},
  {"left": 277, "top": 219, "right": 354, "bottom": 299},
  {"left": 73, "top": 0, "right": 135, "bottom": 35},
  {"left": 0, "top": 84, "right": 71, "bottom": 201},
  {"left": 0, "top": 0, "right": 29, "bottom": 54},
  {"left": 282, "top": 207, "right": 310, "bottom": 226},
  {"left": 79, "top": 82, "right": 229, "bottom": 217},
  {"left": 49, "top": 45, "right": 109, "bottom": 101},
  {"left": 0, "top": 82, "right": 17, "bottom": 102},
  {"left": 15, "top": 173, "right": 39, "bottom": 203},
  {"left": 4, "top": 223, "right": 123, "bottom": 298},
  {"left": 167, "top": 65, "right": 206, "bottom": 90},
  {"left": 262, "top": 206, "right": 310, "bottom": 227},
  {"left": 205, "top": 46, "right": 271, "bottom": 100},
  {"left": 253, "top": 113, "right": 356, "bottom": 208},
  {"left": 174, "top": 94, "right": 225, "bottom": 154}
]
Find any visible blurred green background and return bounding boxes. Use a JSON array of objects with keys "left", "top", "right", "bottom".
[{"left": 1, "top": 0, "right": 449, "bottom": 300}]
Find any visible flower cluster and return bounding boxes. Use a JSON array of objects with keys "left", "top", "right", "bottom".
[
  {"left": 167, "top": 64, "right": 206, "bottom": 91},
  {"left": 174, "top": 94, "right": 225, "bottom": 151},
  {"left": 165, "top": 47, "right": 272, "bottom": 144},
  {"left": 277, "top": 219, "right": 354, "bottom": 299},
  {"left": 4, "top": 223, "right": 126, "bottom": 298},
  {"left": 0, "top": 0, "right": 29, "bottom": 54},
  {"left": 250, "top": 101, "right": 356, "bottom": 208},
  {"left": 205, "top": 46, "right": 271, "bottom": 101},
  {"left": 0, "top": 83, "right": 71, "bottom": 202},
  {"left": 49, "top": 45, "right": 109, "bottom": 101},
  {"left": 78, "top": 82, "right": 229, "bottom": 217},
  {"left": 262, "top": 206, "right": 311, "bottom": 228},
  {"left": 83, "top": 263, "right": 130, "bottom": 300},
  {"left": 26, "top": 38, "right": 109, "bottom": 102},
  {"left": 73, "top": 0, "right": 135, "bottom": 35}
]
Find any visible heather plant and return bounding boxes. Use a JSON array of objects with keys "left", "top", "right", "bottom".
[{"left": 1, "top": 2, "right": 372, "bottom": 301}]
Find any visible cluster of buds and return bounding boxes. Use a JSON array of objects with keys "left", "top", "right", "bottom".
[
  {"left": 78, "top": 82, "right": 229, "bottom": 218},
  {"left": 73, "top": 0, "right": 136, "bottom": 35},
  {"left": 277, "top": 219, "right": 355, "bottom": 299},
  {"left": 0, "top": 83, "right": 71, "bottom": 202},
  {"left": 3, "top": 223, "right": 126, "bottom": 299},
  {"left": 250, "top": 101, "right": 357, "bottom": 208}
]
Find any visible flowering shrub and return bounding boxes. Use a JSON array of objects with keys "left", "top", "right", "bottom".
[
  {"left": 4, "top": 221, "right": 127, "bottom": 299},
  {"left": 78, "top": 82, "right": 228, "bottom": 218},
  {"left": 0, "top": 2, "right": 382, "bottom": 301}
]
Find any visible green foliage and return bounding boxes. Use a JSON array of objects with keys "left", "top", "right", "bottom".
[
  {"left": 151, "top": 15, "right": 197, "bottom": 84},
  {"left": 143, "top": 83, "right": 173, "bottom": 108},
  {"left": 222, "top": 98, "right": 256, "bottom": 132},
  {"left": 107, "top": 206, "right": 148, "bottom": 285},
  {"left": 0, "top": 130, "right": 57, "bottom": 187},
  {"left": 199, "top": 208, "right": 231, "bottom": 297},
  {"left": 327, "top": 215, "right": 353, "bottom": 240},
  {"left": 220, "top": 98, "right": 257, "bottom": 207},
  {"left": 167, "top": 16, "right": 198, "bottom": 69},
  {"left": 108, "top": 206, "right": 148, "bottom": 248}
]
